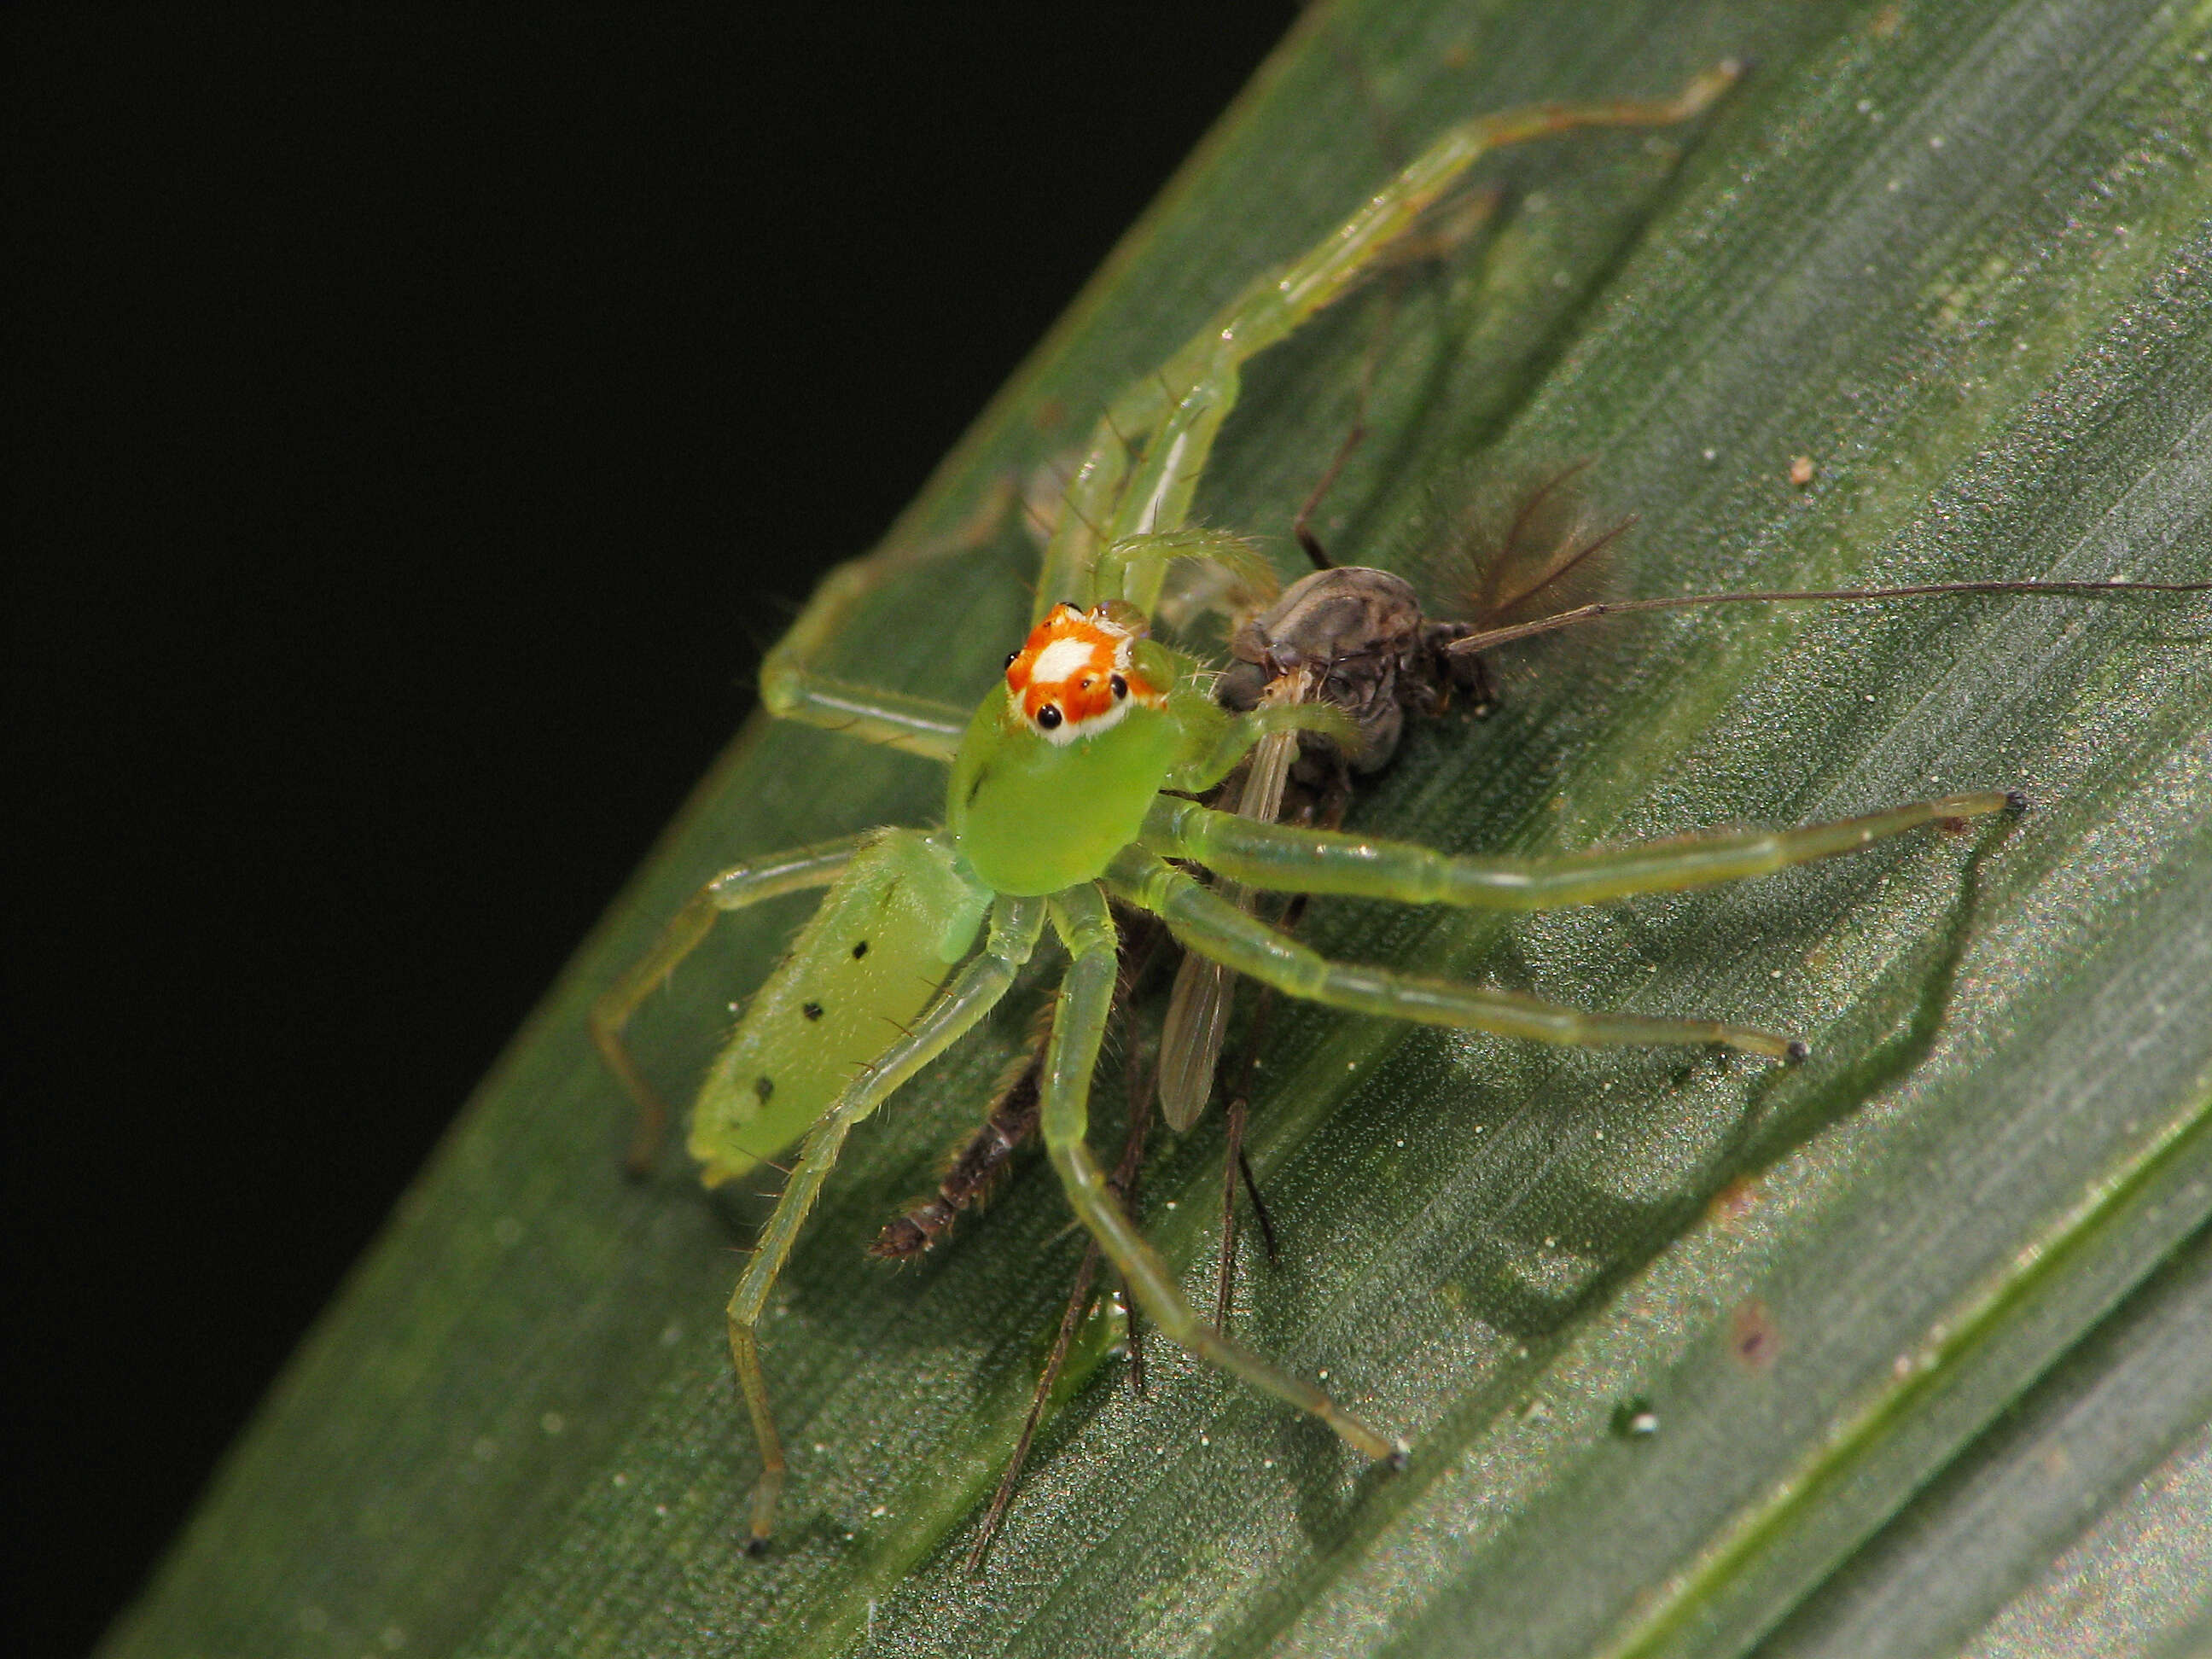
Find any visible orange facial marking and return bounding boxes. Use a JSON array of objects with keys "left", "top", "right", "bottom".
[{"left": 1002, "top": 603, "right": 1161, "bottom": 738}]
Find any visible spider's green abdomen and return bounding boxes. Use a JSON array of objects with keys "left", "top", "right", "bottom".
[
  {"left": 689, "top": 829, "right": 987, "bottom": 1186},
  {"left": 947, "top": 694, "right": 1178, "bottom": 895}
]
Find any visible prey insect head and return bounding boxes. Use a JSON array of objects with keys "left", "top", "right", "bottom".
[{"left": 1003, "top": 601, "right": 1166, "bottom": 743}]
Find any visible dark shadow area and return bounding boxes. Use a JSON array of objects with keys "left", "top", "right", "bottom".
[{"left": 3, "top": 12, "right": 1290, "bottom": 1653}]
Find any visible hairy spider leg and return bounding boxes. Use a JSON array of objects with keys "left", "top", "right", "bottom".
[
  {"left": 1109, "top": 793, "right": 2019, "bottom": 1059},
  {"left": 592, "top": 834, "right": 871, "bottom": 1173},
  {"left": 725, "top": 892, "right": 1044, "bottom": 1551},
  {"left": 1143, "top": 789, "right": 2022, "bottom": 915},
  {"left": 1032, "top": 63, "right": 1743, "bottom": 621},
  {"left": 1110, "top": 848, "right": 1796, "bottom": 1060}
]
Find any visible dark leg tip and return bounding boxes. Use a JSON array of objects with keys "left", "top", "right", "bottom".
[
  {"left": 745, "top": 1534, "right": 771, "bottom": 1559},
  {"left": 2005, "top": 790, "right": 2030, "bottom": 815},
  {"left": 1386, "top": 1439, "right": 1412, "bottom": 1472},
  {"left": 1784, "top": 1039, "right": 1811, "bottom": 1065}
]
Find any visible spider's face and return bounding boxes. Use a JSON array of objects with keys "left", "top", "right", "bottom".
[{"left": 1002, "top": 602, "right": 1165, "bottom": 745}]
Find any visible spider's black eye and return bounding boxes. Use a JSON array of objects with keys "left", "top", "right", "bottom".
[
  {"left": 1004, "top": 650, "right": 1019, "bottom": 669},
  {"left": 1036, "top": 703, "right": 1062, "bottom": 730},
  {"left": 1109, "top": 673, "right": 1128, "bottom": 700}
]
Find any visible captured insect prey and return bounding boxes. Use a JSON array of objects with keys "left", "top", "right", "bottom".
[{"left": 587, "top": 55, "right": 2212, "bottom": 1565}]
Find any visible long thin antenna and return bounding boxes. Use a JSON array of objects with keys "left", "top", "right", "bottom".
[{"left": 1444, "top": 579, "right": 2212, "bottom": 657}]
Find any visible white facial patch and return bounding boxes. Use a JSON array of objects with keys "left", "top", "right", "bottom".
[{"left": 1028, "top": 635, "right": 1103, "bottom": 684}]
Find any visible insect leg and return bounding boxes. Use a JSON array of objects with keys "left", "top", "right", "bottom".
[
  {"left": 1156, "top": 692, "right": 1307, "bottom": 1132},
  {"left": 1211, "top": 877, "right": 1319, "bottom": 1334},
  {"left": 1108, "top": 847, "right": 1804, "bottom": 1061},
  {"left": 872, "top": 908, "right": 1166, "bottom": 1257},
  {"left": 725, "top": 893, "right": 1045, "bottom": 1551},
  {"left": 870, "top": 1009, "right": 1048, "bottom": 1260},
  {"left": 1043, "top": 883, "right": 1403, "bottom": 1465},
  {"left": 1144, "top": 790, "right": 2023, "bottom": 911},
  {"left": 592, "top": 833, "right": 874, "bottom": 1173}
]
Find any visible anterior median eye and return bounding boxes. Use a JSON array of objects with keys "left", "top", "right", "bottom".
[
  {"left": 1037, "top": 704, "right": 1062, "bottom": 730},
  {"left": 1110, "top": 674, "right": 1128, "bottom": 699}
]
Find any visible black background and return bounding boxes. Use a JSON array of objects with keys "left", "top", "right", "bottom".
[{"left": 6, "top": 12, "right": 1291, "bottom": 1653}]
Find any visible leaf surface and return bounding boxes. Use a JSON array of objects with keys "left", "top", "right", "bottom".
[{"left": 106, "top": 2, "right": 2212, "bottom": 1656}]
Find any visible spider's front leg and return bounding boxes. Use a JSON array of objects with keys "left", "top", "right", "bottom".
[
  {"left": 1144, "top": 790, "right": 2023, "bottom": 915},
  {"left": 725, "top": 893, "right": 1044, "bottom": 1551},
  {"left": 1120, "top": 789, "right": 2024, "bottom": 1062},
  {"left": 1039, "top": 884, "right": 1405, "bottom": 1468},
  {"left": 757, "top": 476, "right": 1020, "bottom": 760},
  {"left": 1111, "top": 849, "right": 1804, "bottom": 1060},
  {"left": 1031, "top": 61, "right": 1743, "bottom": 620}
]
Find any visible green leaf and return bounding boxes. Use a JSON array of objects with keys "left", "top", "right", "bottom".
[{"left": 106, "top": 2, "right": 2212, "bottom": 1656}]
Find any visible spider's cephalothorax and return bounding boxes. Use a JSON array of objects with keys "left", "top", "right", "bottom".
[{"left": 946, "top": 602, "right": 1190, "bottom": 899}]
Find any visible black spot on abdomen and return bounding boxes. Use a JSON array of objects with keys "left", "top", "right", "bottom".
[
  {"left": 753, "top": 1076, "right": 774, "bottom": 1103},
  {"left": 801, "top": 1002, "right": 824, "bottom": 1022},
  {"left": 851, "top": 940, "right": 870, "bottom": 959}
]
